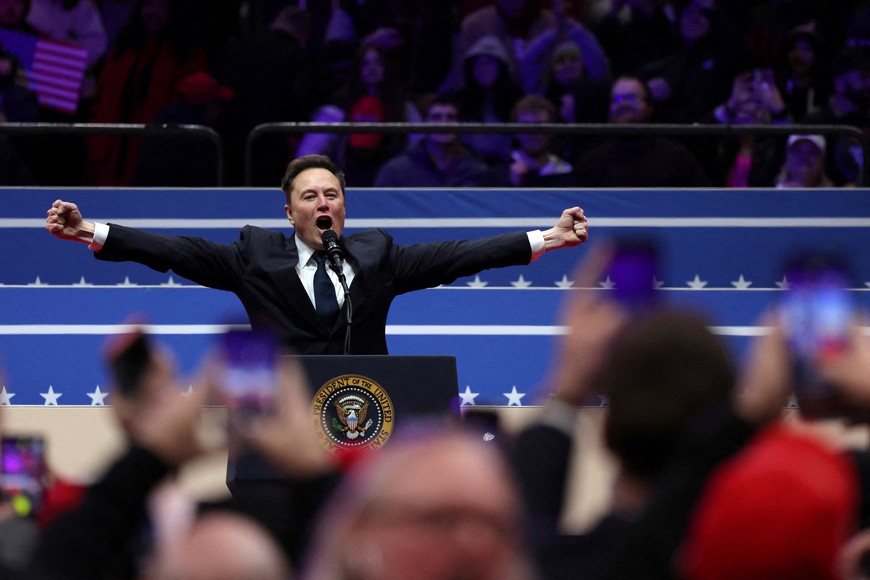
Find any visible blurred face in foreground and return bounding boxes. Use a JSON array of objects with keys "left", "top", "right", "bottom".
[{"left": 339, "top": 434, "right": 531, "bottom": 580}]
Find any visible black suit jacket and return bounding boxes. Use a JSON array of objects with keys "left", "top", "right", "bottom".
[{"left": 96, "top": 225, "right": 533, "bottom": 354}]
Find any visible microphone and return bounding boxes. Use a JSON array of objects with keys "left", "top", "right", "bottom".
[{"left": 321, "top": 229, "right": 344, "bottom": 272}]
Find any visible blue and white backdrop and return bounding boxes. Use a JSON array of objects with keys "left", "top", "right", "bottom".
[{"left": 2, "top": 187, "right": 869, "bottom": 407}]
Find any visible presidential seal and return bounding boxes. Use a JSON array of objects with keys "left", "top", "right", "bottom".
[{"left": 311, "top": 374, "right": 395, "bottom": 450}]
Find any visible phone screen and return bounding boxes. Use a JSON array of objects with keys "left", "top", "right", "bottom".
[
  {"left": 220, "top": 330, "right": 279, "bottom": 423},
  {"left": 607, "top": 240, "right": 660, "bottom": 314},
  {"left": 1, "top": 436, "right": 46, "bottom": 517},
  {"left": 781, "top": 256, "right": 853, "bottom": 418}
]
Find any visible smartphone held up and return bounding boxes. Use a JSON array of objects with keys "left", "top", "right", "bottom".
[
  {"left": 780, "top": 253, "right": 855, "bottom": 419},
  {"left": 1, "top": 435, "right": 46, "bottom": 518},
  {"left": 218, "top": 329, "right": 280, "bottom": 426}
]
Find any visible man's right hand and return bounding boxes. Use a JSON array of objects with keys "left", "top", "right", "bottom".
[{"left": 45, "top": 199, "right": 95, "bottom": 244}]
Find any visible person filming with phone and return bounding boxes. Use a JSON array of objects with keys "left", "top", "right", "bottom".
[{"left": 45, "top": 154, "right": 589, "bottom": 355}]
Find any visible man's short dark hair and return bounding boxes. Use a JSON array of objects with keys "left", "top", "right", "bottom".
[
  {"left": 599, "top": 309, "right": 736, "bottom": 480},
  {"left": 425, "top": 92, "right": 462, "bottom": 117},
  {"left": 511, "top": 94, "right": 556, "bottom": 122},
  {"left": 280, "top": 154, "right": 346, "bottom": 203}
]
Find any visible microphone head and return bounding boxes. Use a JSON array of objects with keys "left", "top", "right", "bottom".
[{"left": 321, "top": 229, "right": 339, "bottom": 247}]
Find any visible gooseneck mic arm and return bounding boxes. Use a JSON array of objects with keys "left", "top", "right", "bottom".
[{"left": 321, "top": 230, "right": 352, "bottom": 354}]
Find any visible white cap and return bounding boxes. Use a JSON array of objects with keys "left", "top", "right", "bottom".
[{"left": 787, "top": 134, "right": 826, "bottom": 152}]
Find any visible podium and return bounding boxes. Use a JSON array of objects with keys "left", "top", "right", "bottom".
[{"left": 227, "top": 355, "right": 459, "bottom": 485}]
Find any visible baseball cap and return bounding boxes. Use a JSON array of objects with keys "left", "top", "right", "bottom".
[
  {"left": 787, "top": 134, "right": 826, "bottom": 152},
  {"left": 680, "top": 425, "right": 858, "bottom": 580}
]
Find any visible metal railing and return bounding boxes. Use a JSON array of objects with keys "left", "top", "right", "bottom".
[
  {"left": 245, "top": 122, "right": 868, "bottom": 187},
  {"left": 0, "top": 123, "right": 225, "bottom": 186}
]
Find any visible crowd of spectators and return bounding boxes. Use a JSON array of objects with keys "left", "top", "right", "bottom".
[
  {"left": 0, "top": 0, "right": 869, "bottom": 188},
  {"left": 3, "top": 244, "right": 870, "bottom": 579}
]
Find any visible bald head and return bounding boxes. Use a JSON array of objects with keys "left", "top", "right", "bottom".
[{"left": 154, "top": 511, "right": 291, "bottom": 580}]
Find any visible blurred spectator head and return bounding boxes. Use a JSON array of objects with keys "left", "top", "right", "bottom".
[
  {"left": 0, "top": 0, "right": 28, "bottom": 28},
  {"left": 678, "top": 0, "right": 717, "bottom": 44},
  {"left": 359, "top": 46, "right": 387, "bottom": 88},
  {"left": 423, "top": 93, "right": 461, "bottom": 145},
  {"left": 150, "top": 511, "right": 291, "bottom": 579},
  {"left": 512, "top": 94, "right": 556, "bottom": 157},
  {"left": 680, "top": 425, "right": 858, "bottom": 580},
  {"left": 140, "top": 0, "right": 170, "bottom": 37},
  {"left": 496, "top": 0, "right": 542, "bottom": 23},
  {"left": 609, "top": 76, "right": 653, "bottom": 124},
  {"left": 778, "top": 134, "right": 829, "bottom": 188},
  {"left": 832, "top": 47, "right": 870, "bottom": 110},
  {"left": 550, "top": 40, "right": 585, "bottom": 88},
  {"left": 269, "top": 5, "right": 312, "bottom": 48},
  {"left": 785, "top": 30, "right": 824, "bottom": 79},
  {"left": 599, "top": 309, "right": 736, "bottom": 480},
  {"left": 302, "top": 427, "right": 533, "bottom": 580},
  {"left": 463, "top": 34, "right": 512, "bottom": 90}
]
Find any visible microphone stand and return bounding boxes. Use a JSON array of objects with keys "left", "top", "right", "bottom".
[{"left": 330, "top": 262, "right": 352, "bottom": 354}]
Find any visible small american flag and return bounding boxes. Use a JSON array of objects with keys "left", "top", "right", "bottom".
[{"left": 0, "top": 28, "right": 87, "bottom": 114}]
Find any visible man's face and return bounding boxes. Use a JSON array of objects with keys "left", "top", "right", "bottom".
[
  {"left": 609, "top": 78, "right": 652, "bottom": 124},
  {"left": 284, "top": 168, "right": 346, "bottom": 249},
  {"left": 472, "top": 54, "right": 500, "bottom": 88},
  {"left": 360, "top": 48, "right": 385, "bottom": 87},
  {"left": 552, "top": 52, "right": 584, "bottom": 87},
  {"left": 788, "top": 40, "right": 816, "bottom": 76},
  {"left": 141, "top": 0, "right": 170, "bottom": 36},
  {"left": 785, "top": 141, "right": 825, "bottom": 186},
  {"left": 515, "top": 109, "right": 551, "bottom": 156},
  {"left": 425, "top": 103, "right": 459, "bottom": 145},
  {"left": 838, "top": 69, "right": 870, "bottom": 110},
  {"left": 679, "top": 0, "right": 713, "bottom": 43}
]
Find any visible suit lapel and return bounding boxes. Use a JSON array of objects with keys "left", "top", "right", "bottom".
[{"left": 267, "top": 234, "right": 323, "bottom": 328}]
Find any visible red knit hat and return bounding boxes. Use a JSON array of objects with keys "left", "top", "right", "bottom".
[
  {"left": 176, "top": 72, "right": 234, "bottom": 106},
  {"left": 347, "top": 95, "right": 385, "bottom": 150},
  {"left": 681, "top": 424, "right": 858, "bottom": 580}
]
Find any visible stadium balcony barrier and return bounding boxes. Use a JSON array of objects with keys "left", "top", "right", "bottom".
[{"left": 0, "top": 122, "right": 224, "bottom": 186}]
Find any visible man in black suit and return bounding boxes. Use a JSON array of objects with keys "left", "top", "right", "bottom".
[{"left": 46, "top": 154, "right": 589, "bottom": 354}]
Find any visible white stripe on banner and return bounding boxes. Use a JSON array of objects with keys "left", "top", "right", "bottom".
[
  {"left": 5, "top": 217, "right": 870, "bottom": 229},
  {"left": 5, "top": 324, "right": 868, "bottom": 336}
]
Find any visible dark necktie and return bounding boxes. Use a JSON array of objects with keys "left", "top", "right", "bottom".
[{"left": 313, "top": 251, "right": 340, "bottom": 320}]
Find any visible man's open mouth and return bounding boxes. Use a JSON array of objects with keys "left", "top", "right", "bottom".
[{"left": 316, "top": 216, "right": 333, "bottom": 230}]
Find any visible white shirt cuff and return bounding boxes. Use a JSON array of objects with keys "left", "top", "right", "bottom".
[
  {"left": 527, "top": 230, "right": 545, "bottom": 261},
  {"left": 89, "top": 222, "right": 109, "bottom": 251}
]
